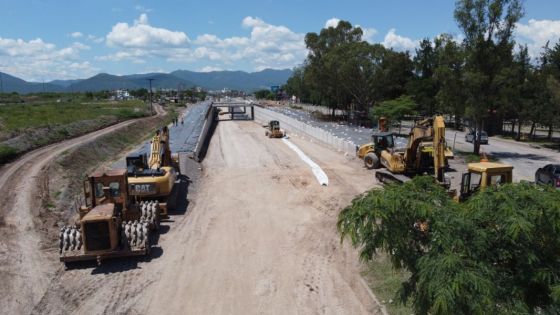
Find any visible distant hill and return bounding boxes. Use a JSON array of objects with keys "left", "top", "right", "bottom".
[
  {"left": 0, "top": 68, "right": 293, "bottom": 94},
  {"left": 49, "top": 79, "right": 83, "bottom": 88},
  {"left": 0, "top": 72, "right": 65, "bottom": 94},
  {"left": 171, "top": 69, "right": 292, "bottom": 91}
]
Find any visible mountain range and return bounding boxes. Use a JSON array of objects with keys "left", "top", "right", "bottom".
[{"left": 0, "top": 69, "right": 293, "bottom": 94}]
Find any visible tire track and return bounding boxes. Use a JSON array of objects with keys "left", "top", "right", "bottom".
[{"left": 0, "top": 105, "right": 165, "bottom": 315}]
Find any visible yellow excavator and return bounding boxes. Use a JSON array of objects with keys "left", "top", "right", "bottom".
[
  {"left": 126, "top": 126, "right": 178, "bottom": 217},
  {"left": 367, "top": 116, "right": 514, "bottom": 200},
  {"left": 358, "top": 116, "right": 454, "bottom": 171}
]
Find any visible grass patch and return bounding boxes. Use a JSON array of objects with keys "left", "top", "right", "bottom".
[
  {"left": 0, "top": 144, "right": 17, "bottom": 164},
  {"left": 455, "top": 150, "right": 499, "bottom": 163},
  {"left": 0, "top": 100, "right": 149, "bottom": 132},
  {"left": 363, "top": 254, "right": 412, "bottom": 315}
]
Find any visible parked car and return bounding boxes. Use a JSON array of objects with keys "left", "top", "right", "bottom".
[
  {"left": 465, "top": 130, "right": 489, "bottom": 144},
  {"left": 535, "top": 164, "right": 560, "bottom": 188}
]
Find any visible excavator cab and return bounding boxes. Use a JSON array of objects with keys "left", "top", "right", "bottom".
[
  {"left": 372, "top": 132, "right": 394, "bottom": 152},
  {"left": 458, "top": 162, "right": 513, "bottom": 201}
]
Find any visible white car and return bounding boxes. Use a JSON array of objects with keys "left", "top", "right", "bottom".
[{"left": 465, "top": 130, "right": 488, "bottom": 144}]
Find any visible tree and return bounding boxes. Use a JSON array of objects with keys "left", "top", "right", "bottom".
[
  {"left": 454, "top": 0, "right": 524, "bottom": 154},
  {"left": 371, "top": 95, "right": 417, "bottom": 128},
  {"left": 433, "top": 34, "right": 466, "bottom": 129},
  {"left": 338, "top": 176, "right": 560, "bottom": 314},
  {"left": 408, "top": 39, "right": 439, "bottom": 115}
]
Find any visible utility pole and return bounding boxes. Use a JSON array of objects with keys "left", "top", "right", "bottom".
[{"left": 146, "top": 78, "right": 155, "bottom": 114}]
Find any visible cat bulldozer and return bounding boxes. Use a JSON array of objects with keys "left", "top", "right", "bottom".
[
  {"left": 456, "top": 161, "right": 513, "bottom": 201},
  {"left": 265, "top": 120, "right": 286, "bottom": 138},
  {"left": 126, "top": 126, "right": 178, "bottom": 217},
  {"left": 59, "top": 169, "right": 163, "bottom": 265}
]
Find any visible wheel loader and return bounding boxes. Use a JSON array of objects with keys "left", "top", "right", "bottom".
[
  {"left": 264, "top": 120, "right": 286, "bottom": 138},
  {"left": 126, "top": 126, "right": 178, "bottom": 217},
  {"left": 59, "top": 169, "right": 162, "bottom": 265}
]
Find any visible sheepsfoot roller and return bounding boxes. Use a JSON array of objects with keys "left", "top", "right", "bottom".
[{"left": 59, "top": 169, "right": 160, "bottom": 266}]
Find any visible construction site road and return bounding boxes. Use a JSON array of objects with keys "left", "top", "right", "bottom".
[
  {"left": 17, "top": 120, "right": 383, "bottom": 315},
  {"left": 0, "top": 104, "right": 166, "bottom": 315}
]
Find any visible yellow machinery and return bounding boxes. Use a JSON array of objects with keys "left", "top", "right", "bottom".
[
  {"left": 358, "top": 116, "right": 454, "bottom": 171},
  {"left": 265, "top": 120, "right": 286, "bottom": 138},
  {"left": 457, "top": 161, "right": 513, "bottom": 201},
  {"left": 59, "top": 169, "right": 161, "bottom": 265},
  {"left": 126, "top": 127, "right": 177, "bottom": 217}
]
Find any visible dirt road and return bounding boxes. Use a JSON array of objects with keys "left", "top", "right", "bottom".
[
  {"left": 2, "top": 118, "right": 382, "bottom": 314},
  {"left": 0, "top": 105, "right": 165, "bottom": 315}
]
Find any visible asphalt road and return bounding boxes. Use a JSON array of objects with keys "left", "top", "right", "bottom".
[
  {"left": 266, "top": 105, "right": 560, "bottom": 182},
  {"left": 446, "top": 129, "right": 560, "bottom": 181}
]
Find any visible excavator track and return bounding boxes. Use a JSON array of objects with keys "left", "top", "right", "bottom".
[{"left": 374, "top": 169, "right": 411, "bottom": 185}]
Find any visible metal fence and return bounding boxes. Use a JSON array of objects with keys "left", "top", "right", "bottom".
[{"left": 254, "top": 106, "right": 357, "bottom": 156}]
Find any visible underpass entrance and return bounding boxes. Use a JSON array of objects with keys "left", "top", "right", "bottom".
[{"left": 213, "top": 102, "right": 254, "bottom": 121}]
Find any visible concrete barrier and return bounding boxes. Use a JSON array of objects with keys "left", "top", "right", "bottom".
[{"left": 254, "top": 106, "right": 357, "bottom": 156}]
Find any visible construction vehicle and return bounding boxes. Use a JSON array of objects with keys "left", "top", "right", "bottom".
[
  {"left": 457, "top": 161, "right": 513, "bottom": 201},
  {"left": 358, "top": 116, "right": 453, "bottom": 170},
  {"left": 59, "top": 169, "right": 162, "bottom": 265},
  {"left": 265, "top": 120, "right": 286, "bottom": 138},
  {"left": 367, "top": 115, "right": 514, "bottom": 199},
  {"left": 126, "top": 126, "right": 178, "bottom": 217}
]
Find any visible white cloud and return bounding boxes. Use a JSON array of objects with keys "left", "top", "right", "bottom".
[
  {"left": 134, "top": 5, "right": 152, "bottom": 13},
  {"left": 515, "top": 19, "right": 560, "bottom": 58},
  {"left": 357, "top": 26, "right": 377, "bottom": 43},
  {"left": 70, "top": 32, "right": 83, "bottom": 38},
  {"left": 325, "top": 18, "right": 341, "bottom": 28},
  {"left": 170, "top": 16, "right": 307, "bottom": 70},
  {"left": 0, "top": 37, "right": 97, "bottom": 80},
  {"left": 106, "top": 13, "right": 189, "bottom": 48},
  {"left": 382, "top": 28, "right": 419, "bottom": 51},
  {"left": 199, "top": 66, "right": 222, "bottom": 72}
]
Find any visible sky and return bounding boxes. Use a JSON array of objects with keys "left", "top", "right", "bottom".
[{"left": 1, "top": 0, "right": 559, "bottom": 82}]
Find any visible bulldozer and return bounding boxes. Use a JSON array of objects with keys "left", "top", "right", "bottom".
[
  {"left": 59, "top": 169, "right": 162, "bottom": 265},
  {"left": 358, "top": 116, "right": 454, "bottom": 171},
  {"left": 264, "top": 120, "right": 286, "bottom": 138},
  {"left": 126, "top": 126, "right": 178, "bottom": 217}
]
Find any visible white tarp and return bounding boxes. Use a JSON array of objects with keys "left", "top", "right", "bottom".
[{"left": 282, "top": 138, "right": 329, "bottom": 186}]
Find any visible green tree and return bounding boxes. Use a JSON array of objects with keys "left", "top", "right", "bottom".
[
  {"left": 433, "top": 34, "right": 466, "bottom": 129},
  {"left": 408, "top": 39, "right": 438, "bottom": 115},
  {"left": 454, "top": 0, "right": 524, "bottom": 153},
  {"left": 338, "top": 176, "right": 560, "bottom": 314},
  {"left": 371, "top": 95, "right": 417, "bottom": 128}
]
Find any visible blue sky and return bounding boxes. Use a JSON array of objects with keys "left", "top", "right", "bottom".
[{"left": 1, "top": 0, "right": 559, "bottom": 81}]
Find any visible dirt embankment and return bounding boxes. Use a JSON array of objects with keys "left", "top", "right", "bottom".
[
  {"left": 0, "top": 105, "right": 168, "bottom": 315},
  {"left": 2, "top": 112, "right": 384, "bottom": 314}
]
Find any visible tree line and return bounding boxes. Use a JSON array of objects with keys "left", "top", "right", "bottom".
[{"left": 283, "top": 0, "right": 560, "bottom": 154}]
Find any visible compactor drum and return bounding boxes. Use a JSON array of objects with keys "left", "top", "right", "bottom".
[{"left": 59, "top": 170, "right": 156, "bottom": 265}]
